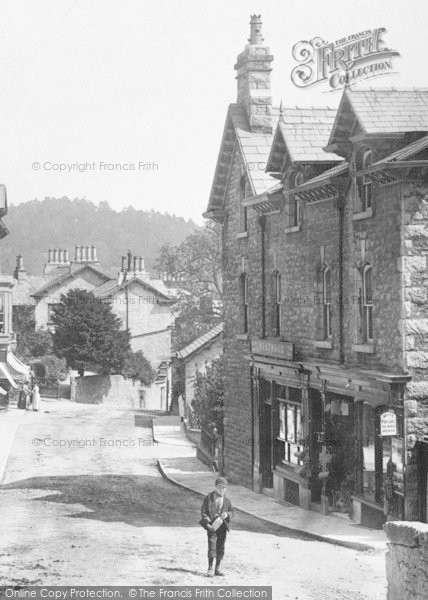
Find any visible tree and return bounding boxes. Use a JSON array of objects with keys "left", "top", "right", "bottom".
[
  {"left": 192, "top": 355, "right": 225, "bottom": 433},
  {"left": 51, "top": 289, "right": 130, "bottom": 376},
  {"left": 155, "top": 221, "right": 223, "bottom": 348},
  {"left": 13, "top": 305, "right": 53, "bottom": 359},
  {"left": 122, "top": 350, "right": 156, "bottom": 386}
]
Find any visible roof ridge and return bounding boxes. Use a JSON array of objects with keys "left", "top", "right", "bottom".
[{"left": 349, "top": 87, "right": 428, "bottom": 93}]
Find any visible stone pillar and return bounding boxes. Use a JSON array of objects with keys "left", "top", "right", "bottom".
[{"left": 384, "top": 521, "right": 428, "bottom": 600}]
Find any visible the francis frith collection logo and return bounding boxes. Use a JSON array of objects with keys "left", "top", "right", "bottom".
[{"left": 291, "top": 28, "right": 400, "bottom": 90}]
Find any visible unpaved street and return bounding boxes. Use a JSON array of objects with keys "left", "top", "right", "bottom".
[{"left": 0, "top": 400, "right": 386, "bottom": 599}]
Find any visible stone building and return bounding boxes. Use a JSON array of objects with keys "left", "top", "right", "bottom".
[
  {"left": 205, "top": 16, "right": 428, "bottom": 527},
  {"left": 175, "top": 322, "right": 223, "bottom": 413},
  {"left": 12, "top": 247, "right": 175, "bottom": 410},
  {"left": 0, "top": 185, "right": 29, "bottom": 404}
]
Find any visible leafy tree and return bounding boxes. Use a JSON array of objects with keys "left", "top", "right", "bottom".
[
  {"left": 13, "top": 305, "right": 53, "bottom": 359},
  {"left": 51, "top": 288, "right": 130, "bottom": 376},
  {"left": 192, "top": 355, "right": 225, "bottom": 433},
  {"left": 122, "top": 350, "right": 156, "bottom": 386},
  {"left": 155, "top": 221, "right": 223, "bottom": 348}
]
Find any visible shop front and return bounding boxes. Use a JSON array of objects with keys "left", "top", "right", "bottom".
[{"left": 250, "top": 340, "right": 408, "bottom": 527}]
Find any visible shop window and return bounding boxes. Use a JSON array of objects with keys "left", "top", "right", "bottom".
[
  {"left": 240, "top": 273, "right": 249, "bottom": 334},
  {"left": 0, "top": 293, "right": 4, "bottom": 333},
  {"left": 271, "top": 271, "right": 281, "bottom": 336},
  {"left": 360, "top": 402, "right": 376, "bottom": 502},
  {"left": 357, "top": 403, "right": 404, "bottom": 513},
  {"left": 276, "top": 386, "right": 302, "bottom": 466},
  {"left": 362, "top": 265, "right": 373, "bottom": 342},
  {"left": 323, "top": 266, "right": 332, "bottom": 339}
]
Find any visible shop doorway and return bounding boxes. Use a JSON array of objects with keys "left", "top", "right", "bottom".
[
  {"left": 324, "top": 393, "right": 355, "bottom": 509},
  {"left": 417, "top": 440, "right": 428, "bottom": 523},
  {"left": 261, "top": 402, "right": 273, "bottom": 488},
  {"left": 309, "top": 389, "right": 323, "bottom": 503}
]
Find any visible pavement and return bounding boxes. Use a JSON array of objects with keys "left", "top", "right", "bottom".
[
  {"left": 0, "top": 406, "right": 26, "bottom": 483},
  {"left": 154, "top": 416, "right": 388, "bottom": 553}
]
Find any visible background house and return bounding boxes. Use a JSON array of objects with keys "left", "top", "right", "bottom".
[
  {"left": 11, "top": 246, "right": 175, "bottom": 410},
  {"left": 175, "top": 322, "right": 223, "bottom": 414}
]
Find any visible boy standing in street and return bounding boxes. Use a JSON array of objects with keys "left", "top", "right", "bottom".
[{"left": 200, "top": 477, "right": 234, "bottom": 577}]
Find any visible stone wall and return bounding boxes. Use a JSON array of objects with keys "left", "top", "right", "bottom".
[
  {"left": 384, "top": 521, "right": 428, "bottom": 600},
  {"left": 75, "top": 374, "right": 142, "bottom": 408},
  {"left": 401, "top": 183, "right": 428, "bottom": 519}
]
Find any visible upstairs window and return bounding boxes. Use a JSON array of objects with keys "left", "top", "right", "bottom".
[
  {"left": 0, "top": 293, "right": 4, "bottom": 333},
  {"left": 272, "top": 271, "right": 281, "bottom": 336},
  {"left": 240, "top": 173, "right": 248, "bottom": 233},
  {"left": 240, "top": 273, "right": 249, "bottom": 333},
  {"left": 289, "top": 172, "right": 303, "bottom": 227},
  {"left": 323, "top": 267, "right": 332, "bottom": 339},
  {"left": 362, "top": 265, "right": 373, "bottom": 342},
  {"left": 361, "top": 150, "right": 373, "bottom": 211}
]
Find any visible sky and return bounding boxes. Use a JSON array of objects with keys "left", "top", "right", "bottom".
[{"left": 0, "top": 0, "right": 426, "bottom": 223}]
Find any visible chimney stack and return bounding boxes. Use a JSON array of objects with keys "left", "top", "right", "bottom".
[
  {"left": 13, "top": 254, "right": 27, "bottom": 281},
  {"left": 235, "top": 15, "right": 273, "bottom": 133},
  {"left": 43, "top": 247, "right": 71, "bottom": 274}
]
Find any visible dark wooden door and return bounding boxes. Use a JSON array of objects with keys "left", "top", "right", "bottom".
[{"left": 261, "top": 403, "right": 273, "bottom": 488}]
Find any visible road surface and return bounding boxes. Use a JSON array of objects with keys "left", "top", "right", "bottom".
[{"left": 0, "top": 400, "right": 386, "bottom": 599}]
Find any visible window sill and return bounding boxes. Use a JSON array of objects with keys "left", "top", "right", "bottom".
[
  {"left": 313, "top": 340, "right": 332, "bottom": 349},
  {"left": 352, "top": 343, "right": 375, "bottom": 354},
  {"left": 352, "top": 207, "right": 373, "bottom": 221},
  {"left": 236, "top": 231, "right": 248, "bottom": 239},
  {"left": 284, "top": 224, "right": 302, "bottom": 233},
  {"left": 236, "top": 333, "right": 249, "bottom": 341}
]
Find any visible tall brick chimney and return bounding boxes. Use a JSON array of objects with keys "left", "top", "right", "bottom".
[{"left": 235, "top": 15, "right": 273, "bottom": 133}]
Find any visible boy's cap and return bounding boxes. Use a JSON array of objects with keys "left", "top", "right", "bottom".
[{"left": 215, "top": 477, "right": 228, "bottom": 486}]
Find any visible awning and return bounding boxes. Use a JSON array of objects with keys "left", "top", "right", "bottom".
[
  {"left": 0, "top": 352, "right": 30, "bottom": 388},
  {"left": 0, "top": 362, "right": 18, "bottom": 388},
  {"left": 7, "top": 351, "right": 30, "bottom": 379}
]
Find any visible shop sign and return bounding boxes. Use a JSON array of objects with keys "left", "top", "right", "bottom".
[
  {"left": 251, "top": 339, "right": 294, "bottom": 360},
  {"left": 380, "top": 411, "right": 397, "bottom": 436}
]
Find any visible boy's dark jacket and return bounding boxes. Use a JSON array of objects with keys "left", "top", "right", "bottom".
[{"left": 200, "top": 491, "right": 234, "bottom": 531}]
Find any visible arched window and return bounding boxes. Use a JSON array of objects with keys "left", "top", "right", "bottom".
[
  {"left": 361, "top": 150, "right": 373, "bottom": 211},
  {"left": 362, "top": 265, "right": 373, "bottom": 341},
  {"left": 323, "top": 267, "right": 332, "bottom": 339},
  {"left": 289, "top": 172, "right": 303, "bottom": 227},
  {"left": 240, "top": 173, "right": 248, "bottom": 233},
  {"left": 272, "top": 271, "right": 281, "bottom": 336},
  {"left": 240, "top": 273, "right": 249, "bottom": 333}
]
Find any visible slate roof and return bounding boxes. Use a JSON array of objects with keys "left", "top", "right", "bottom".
[
  {"left": 346, "top": 88, "right": 428, "bottom": 133},
  {"left": 273, "top": 109, "right": 341, "bottom": 164},
  {"left": 31, "top": 263, "right": 112, "bottom": 298},
  {"left": 206, "top": 103, "right": 344, "bottom": 216},
  {"left": 12, "top": 276, "right": 50, "bottom": 305},
  {"left": 92, "top": 275, "right": 174, "bottom": 302},
  {"left": 229, "top": 104, "right": 280, "bottom": 196},
  {"left": 176, "top": 322, "right": 223, "bottom": 360},
  {"left": 327, "top": 88, "right": 428, "bottom": 149}
]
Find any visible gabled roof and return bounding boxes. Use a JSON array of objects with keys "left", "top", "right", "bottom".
[
  {"left": 327, "top": 88, "right": 428, "bottom": 149},
  {"left": 176, "top": 322, "right": 223, "bottom": 360},
  {"left": 31, "top": 263, "right": 112, "bottom": 298},
  {"left": 12, "top": 275, "right": 50, "bottom": 305},
  {"left": 205, "top": 104, "right": 280, "bottom": 218},
  {"left": 92, "top": 275, "right": 175, "bottom": 303},
  {"left": 266, "top": 108, "right": 341, "bottom": 171}
]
